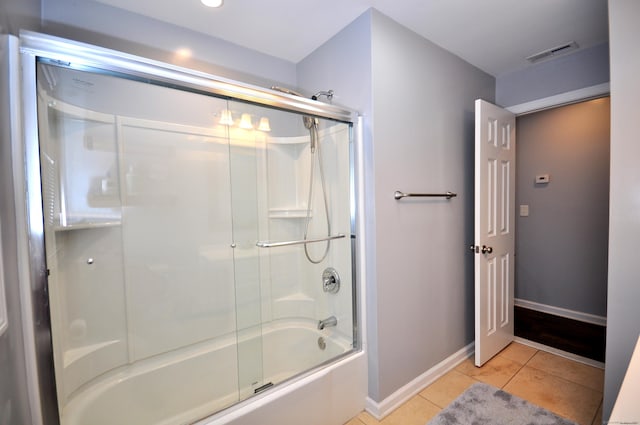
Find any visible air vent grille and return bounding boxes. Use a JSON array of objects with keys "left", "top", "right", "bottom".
[{"left": 526, "top": 41, "right": 579, "bottom": 63}]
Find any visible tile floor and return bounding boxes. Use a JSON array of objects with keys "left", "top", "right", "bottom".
[{"left": 344, "top": 342, "right": 604, "bottom": 425}]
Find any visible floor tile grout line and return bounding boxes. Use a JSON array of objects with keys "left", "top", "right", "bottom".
[
  {"left": 588, "top": 399, "right": 603, "bottom": 425},
  {"left": 349, "top": 344, "right": 600, "bottom": 425},
  {"left": 522, "top": 361, "right": 605, "bottom": 394},
  {"left": 494, "top": 347, "right": 539, "bottom": 389}
]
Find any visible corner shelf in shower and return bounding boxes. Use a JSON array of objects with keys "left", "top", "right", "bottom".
[
  {"left": 53, "top": 220, "right": 122, "bottom": 232},
  {"left": 268, "top": 208, "right": 311, "bottom": 219},
  {"left": 267, "top": 135, "right": 308, "bottom": 145}
]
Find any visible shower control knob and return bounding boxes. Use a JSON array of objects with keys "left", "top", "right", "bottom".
[{"left": 322, "top": 267, "right": 341, "bottom": 294}]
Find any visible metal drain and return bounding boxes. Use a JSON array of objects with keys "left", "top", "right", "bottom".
[{"left": 317, "top": 337, "right": 327, "bottom": 350}]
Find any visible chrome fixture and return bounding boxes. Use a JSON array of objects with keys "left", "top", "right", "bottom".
[
  {"left": 312, "top": 90, "right": 334, "bottom": 102},
  {"left": 256, "top": 234, "right": 345, "bottom": 248},
  {"left": 270, "top": 85, "right": 334, "bottom": 264},
  {"left": 270, "top": 86, "right": 305, "bottom": 97},
  {"left": 317, "top": 316, "right": 337, "bottom": 330},
  {"left": 394, "top": 190, "right": 457, "bottom": 200},
  {"left": 322, "top": 267, "right": 340, "bottom": 294}
]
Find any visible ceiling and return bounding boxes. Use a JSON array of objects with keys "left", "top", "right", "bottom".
[{"left": 92, "top": 0, "right": 609, "bottom": 77}]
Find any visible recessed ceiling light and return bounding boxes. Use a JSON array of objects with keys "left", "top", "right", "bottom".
[{"left": 201, "top": 0, "right": 223, "bottom": 7}]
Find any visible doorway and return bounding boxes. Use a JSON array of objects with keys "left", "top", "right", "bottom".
[{"left": 513, "top": 97, "right": 610, "bottom": 362}]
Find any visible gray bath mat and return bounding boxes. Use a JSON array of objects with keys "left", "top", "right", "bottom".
[{"left": 426, "top": 382, "right": 578, "bottom": 425}]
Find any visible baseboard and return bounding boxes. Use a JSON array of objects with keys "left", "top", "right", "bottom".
[
  {"left": 365, "top": 342, "right": 474, "bottom": 420},
  {"left": 515, "top": 298, "right": 607, "bottom": 327},
  {"left": 515, "top": 337, "right": 605, "bottom": 369}
]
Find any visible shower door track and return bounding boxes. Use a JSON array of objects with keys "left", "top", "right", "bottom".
[{"left": 256, "top": 233, "right": 345, "bottom": 248}]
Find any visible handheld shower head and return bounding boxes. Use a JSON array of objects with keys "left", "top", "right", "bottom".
[{"left": 270, "top": 85, "right": 322, "bottom": 152}]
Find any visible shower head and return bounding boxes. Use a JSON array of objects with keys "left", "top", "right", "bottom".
[
  {"left": 311, "top": 90, "right": 334, "bottom": 102},
  {"left": 271, "top": 86, "right": 319, "bottom": 151}
]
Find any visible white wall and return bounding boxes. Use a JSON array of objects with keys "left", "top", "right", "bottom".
[
  {"left": 0, "top": 34, "right": 35, "bottom": 425},
  {"left": 604, "top": 0, "right": 640, "bottom": 420}
]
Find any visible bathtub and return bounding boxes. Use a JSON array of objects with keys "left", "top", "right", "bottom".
[{"left": 61, "top": 320, "right": 365, "bottom": 425}]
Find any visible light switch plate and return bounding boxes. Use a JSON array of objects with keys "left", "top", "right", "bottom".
[
  {"left": 535, "top": 174, "right": 550, "bottom": 184},
  {"left": 520, "top": 204, "right": 530, "bottom": 217}
]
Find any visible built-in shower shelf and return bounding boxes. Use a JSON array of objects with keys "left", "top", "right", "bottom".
[
  {"left": 54, "top": 221, "right": 121, "bottom": 232},
  {"left": 268, "top": 135, "right": 308, "bottom": 145},
  {"left": 268, "top": 208, "right": 310, "bottom": 219}
]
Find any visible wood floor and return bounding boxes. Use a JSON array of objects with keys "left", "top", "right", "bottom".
[{"left": 514, "top": 306, "right": 606, "bottom": 362}]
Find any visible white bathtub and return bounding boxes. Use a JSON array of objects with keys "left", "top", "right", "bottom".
[{"left": 61, "top": 320, "right": 365, "bottom": 425}]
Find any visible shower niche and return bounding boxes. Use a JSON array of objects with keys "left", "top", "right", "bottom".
[{"left": 34, "top": 59, "right": 356, "bottom": 425}]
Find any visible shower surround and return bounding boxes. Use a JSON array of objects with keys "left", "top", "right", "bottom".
[{"left": 6, "top": 31, "right": 366, "bottom": 425}]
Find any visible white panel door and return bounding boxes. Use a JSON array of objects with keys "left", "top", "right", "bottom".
[{"left": 474, "top": 99, "right": 516, "bottom": 367}]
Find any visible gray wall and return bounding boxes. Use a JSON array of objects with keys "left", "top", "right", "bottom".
[
  {"left": 0, "top": 0, "right": 40, "bottom": 34},
  {"left": 0, "top": 35, "right": 34, "bottom": 425},
  {"left": 41, "top": 0, "right": 297, "bottom": 88},
  {"left": 369, "top": 10, "right": 494, "bottom": 401},
  {"left": 300, "top": 9, "right": 495, "bottom": 403},
  {"left": 515, "top": 99, "right": 610, "bottom": 317},
  {"left": 604, "top": 0, "right": 640, "bottom": 420},
  {"left": 496, "top": 43, "right": 610, "bottom": 107},
  {"left": 303, "top": 9, "right": 496, "bottom": 403},
  {"left": 296, "top": 10, "right": 376, "bottom": 398}
]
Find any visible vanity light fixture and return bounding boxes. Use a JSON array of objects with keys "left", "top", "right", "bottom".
[
  {"left": 239, "top": 113, "right": 253, "bottom": 129},
  {"left": 258, "top": 117, "right": 271, "bottom": 132},
  {"left": 219, "top": 109, "right": 234, "bottom": 126},
  {"left": 201, "top": 0, "right": 223, "bottom": 7}
]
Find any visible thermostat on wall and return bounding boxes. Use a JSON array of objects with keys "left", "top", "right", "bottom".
[{"left": 535, "top": 174, "right": 550, "bottom": 184}]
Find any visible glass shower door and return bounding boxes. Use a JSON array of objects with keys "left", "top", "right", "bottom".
[
  {"left": 227, "top": 99, "right": 355, "bottom": 388},
  {"left": 37, "top": 62, "right": 247, "bottom": 424},
  {"left": 35, "top": 57, "right": 355, "bottom": 425}
]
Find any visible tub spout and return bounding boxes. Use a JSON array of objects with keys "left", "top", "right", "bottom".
[{"left": 317, "top": 316, "right": 337, "bottom": 330}]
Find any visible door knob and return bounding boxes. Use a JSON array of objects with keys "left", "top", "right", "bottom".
[{"left": 481, "top": 245, "right": 493, "bottom": 254}]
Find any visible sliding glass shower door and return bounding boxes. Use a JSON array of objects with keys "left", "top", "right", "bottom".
[{"left": 35, "top": 59, "right": 355, "bottom": 425}]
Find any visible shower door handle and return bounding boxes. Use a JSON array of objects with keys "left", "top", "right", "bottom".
[{"left": 256, "top": 233, "right": 346, "bottom": 248}]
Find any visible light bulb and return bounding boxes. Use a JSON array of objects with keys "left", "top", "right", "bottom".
[
  {"left": 258, "top": 117, "right": 271, "bottom": 132},
  {"left": 201, "top": 0, "right": 223, "bottom": 7},
  {"left": 239, "top": 113, "right": 253, "bottom": 129},
  {"left": 219, "top": 110, "right": 233, "bottom": 126}
]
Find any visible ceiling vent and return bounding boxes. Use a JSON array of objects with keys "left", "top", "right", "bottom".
[{"left": 526, "top": 41, "right": 579, "bottom": 63}]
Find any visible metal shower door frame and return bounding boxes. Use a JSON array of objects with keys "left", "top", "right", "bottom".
[{"left": 17, "top": 31, "right": 362, "bottom": 425}]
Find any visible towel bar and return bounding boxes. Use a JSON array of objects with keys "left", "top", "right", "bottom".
[{"left": 394, "top": 190, "right": 457, "bottom": 200}]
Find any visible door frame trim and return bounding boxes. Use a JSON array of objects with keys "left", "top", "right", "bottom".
[{"left": 506, "top": 83, "right": 610, "bottom": 115}]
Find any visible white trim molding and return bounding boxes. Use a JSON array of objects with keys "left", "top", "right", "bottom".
[
  {"left": 365, "top": 343, "right": 473, "bottom": 420},
  {"left": 506, "top": 82, "right": 610, "bottom": 115},
  {"left": 515, "top": 298, "right": 607, "bottom": 327},
  {"left": 515, "top": 337, "right": 605, "bottom": 370}
]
